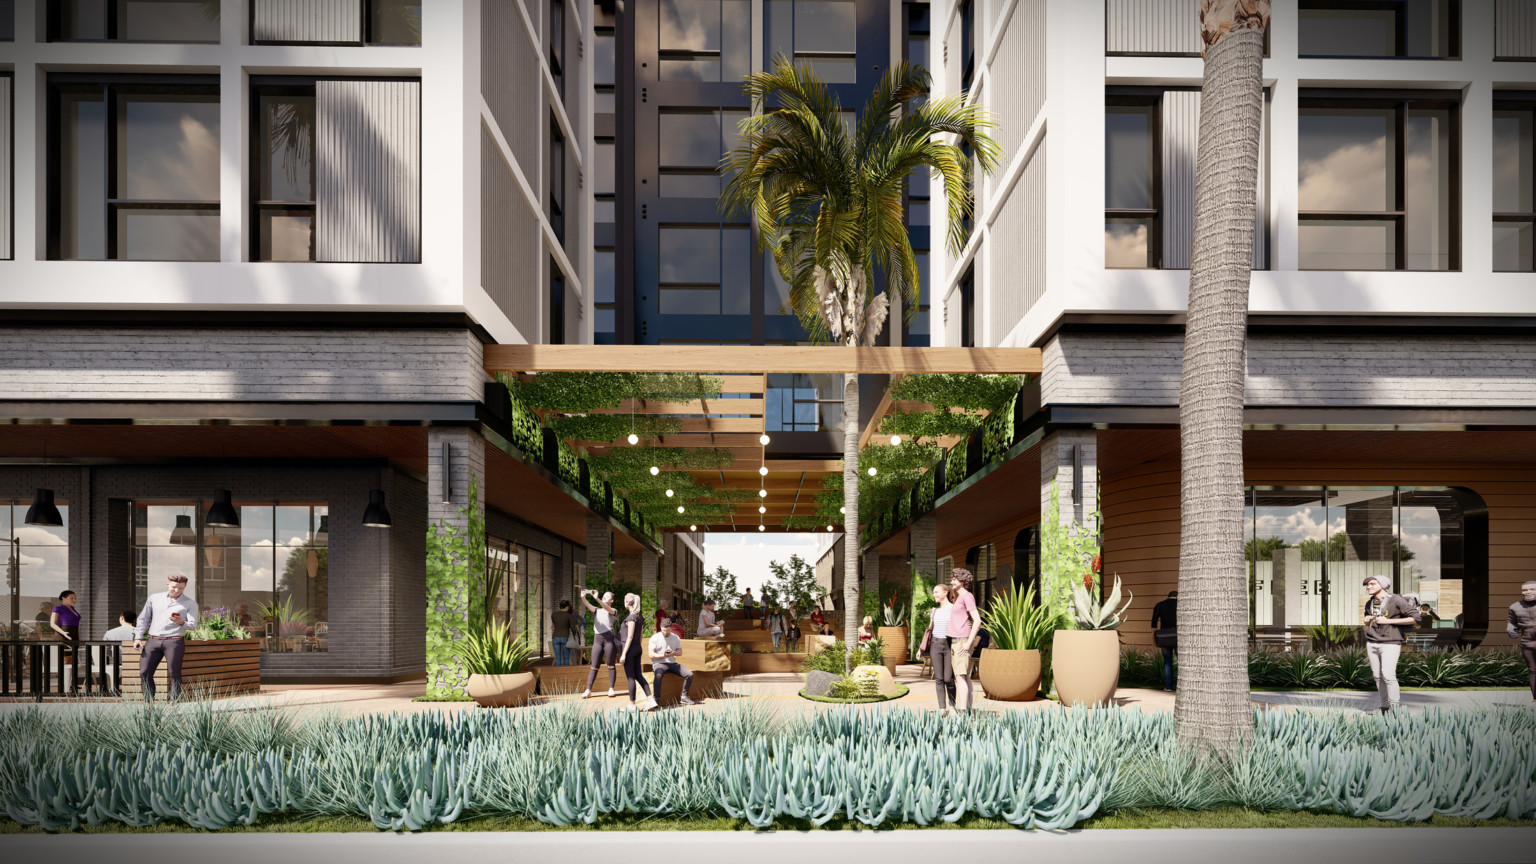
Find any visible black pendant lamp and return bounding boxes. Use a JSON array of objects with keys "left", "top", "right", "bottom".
[
  {"left": 169, "top": 513, "right": 197, "bottom": 545},
  {"left": 24, "top": 488, "right": 63, "bottom": 527},
  {"left": 362, "top": 489, "right": 392, "bottom": 528},
  {"left": 314, "top": 514, "right": 329, "bottom": 544},
  {"left": 205, "top": 489, "right": 240, "bottom": 529}
]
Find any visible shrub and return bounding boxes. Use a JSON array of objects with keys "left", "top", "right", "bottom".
[
  {"left": 457, "top": 626, "right": 534, "bottom": 675},
  {"left": 984, "top": 584, "right": 1065, "bottom": 651}
]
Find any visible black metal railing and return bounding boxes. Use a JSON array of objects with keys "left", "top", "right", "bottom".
[{"left": 1, "top": 640, "right": 123, "bottom": 700}]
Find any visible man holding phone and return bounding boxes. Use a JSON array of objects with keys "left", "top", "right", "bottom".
[
  {"left": 133, "top": 574, "right": 199, "bottom": 702},
  {"left": 648, "top": 616, "right": 697, "bottom": 706}
]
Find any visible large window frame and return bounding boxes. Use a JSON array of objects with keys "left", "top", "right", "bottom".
[
  {"left": 1493, "top": 94, "right": 1535, "bottom": 273},
  {"left": 548, "top": 0, "right": 566, "bottom": 100},
  {"left": 1297, "top": 0, "right": 1459, "bottom": 60},
  {"left": 46, "top": 73, "right": 221, "bottom": 262},
  {"left": 657, "top": 222, "right": 751, "bottom": 316},
  {"left": 661, "top": 0, "right": 751, "bottom": 83},
  {"left": 1298, "top": 90, "right": 1460, "bottom": 272},
  {"left": 2, "top": 499, "right": 70, "bottom": 642},
  {"left": 49, "top": 0, "right": 222, "bottom": 43},
  {"left": 1104, "top": 95, "right": 1161, "bottom": 270},
  {"left": 765, "top": 0, "right": 856, "bottom": 84},
  {"left": 549, "top": 115, "right": 566, "bottom": 246},
  {"left": 251, "top": 80, "right": 316, "bottom": 262}
]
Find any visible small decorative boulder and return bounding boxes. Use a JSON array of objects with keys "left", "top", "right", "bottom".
[
  {"left": 851, "top": 664, "right": 900, "bottom": 696},
  {"left": 804, "top": 670, "right": 841, "bottom": 698}
]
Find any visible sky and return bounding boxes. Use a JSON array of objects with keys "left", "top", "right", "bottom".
[{"left": 702, "top": 532, "right": 830, "bottom": 595}]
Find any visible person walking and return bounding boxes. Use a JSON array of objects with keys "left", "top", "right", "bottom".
[
  {"left": 1362, "top": 575, "right": 1417, "bottom": 714},
  {"left": 920, "top": 583, "right": 956, "bottom": 713},
  {"left": 946, "top": 568, "right": 984, "bottom": 713},
  {"left": 649, "top": 616, "right": 697, "bottom": 706},
  {"left": 618, "top": 594, "right": 656, "bottom": 711},
  {"left": 697, "top": 599, "right": 724, "bottom": 637},
  {"left": 1508, "top": 581, "right": 1536, "bottom": 703},
  {"left": 579, "top": 588, "right": 620, "bottom": 698},
  {"left": 1151, "top": 590, "right": 1179, "bottom": 692},
  {"left": 767, "top": 605, "right": 785, "bottom": 652},
  {"left": 551, "top": 599, "right": 573, "bottom": 666},
  {"left": 133, "top": 574, "right": 199, "bottom": 702}
]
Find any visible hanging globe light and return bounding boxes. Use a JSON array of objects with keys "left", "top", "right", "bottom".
[
  {"left": 677, "top": 505, "right": 685, "bottom": 514},
  {"left": 759, "top": 434, "right": 770, "bottom": 445},
  {"left": 758, "top": 489, "right": 767, "bottom": 498},
  {"left": 758, "top": 466, "right": 768, "bottom": 476},
  {"left": 650, "top": 466, "right": 660, "bottom": 476},
  {"left": 890, "top": 435, "right": 902, "bottom": 445},
  {"left": 758, "top": 505, "right": 766, "bottom": 514},
  {"left": 827, "top": 525, "right": 834, "bottom": 532},
  {"left": 689, "top": 524, "right": 697, "bottom": 532},
  {"left": 868, "top": 467, "right": 877, "bottom": 476},
  {"left": 628, "top": 433, "right": 639, "bottom": 445},
  {"left": 758, "top": 524, "right": 765, "bottom": 532},
  {"left": 665, "top": 488, "right": 674, "bottom": 498},
  {"left": 840, "top": 506, "right": 846, "bottom": 514}
]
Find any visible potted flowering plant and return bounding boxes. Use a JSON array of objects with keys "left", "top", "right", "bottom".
[
  {"left": 877, "top": 590, "right": 909, "bottom": 671},
  {"left": 1052, "top": 555, "right": 1133, "bottom": 707}
]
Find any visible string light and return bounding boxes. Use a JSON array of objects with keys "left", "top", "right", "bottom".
[
  {"left": 650, "top": 466, "right": 660, "bottom": 476},
  {"left": 868, "top": 467, "right": 877, "bottom": 476},
  {"left": 758, "top": 524, "right": 765, "bottom": 532},
  {"left": 665, "top": 489, "right": 674, "bottom": 497},
  {"left": 827, "top": 525, "right": 834, "bottom": 532},
  {"left": 758, "top": 489, "right": 767, "bottom": 498},
  {"left": 758, "top": 466, "right": 768, "bottom": 476},
  {"left": 628, "top": 433, "right": 639, "bottom": 445},
  {"left": 759, "top": 434, "right": 770, "bottom": 445},
  {"left": 677, "top": 505, "right": 685, "bottom": 514},
  {"left": 890, "top": 435, "right": 902, "bottom": 445},
  {"left": 689, "top": 524, "right": 697, "bottom": 531},
  {"left": 758, "top": 505, "right": 766, "bottom": 514},
  {"left": 840, "top": 506, "right": 846, "bottom": 514}
]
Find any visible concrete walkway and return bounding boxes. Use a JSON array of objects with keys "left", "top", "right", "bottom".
[{"left": 5, "top": 828, "right": 1534, "bottom": 864}]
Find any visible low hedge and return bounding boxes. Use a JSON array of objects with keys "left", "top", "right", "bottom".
[
  {"left": 1120, "top": 646, "right": 1531, "bottom": 690},
  {"left": 799, "top": 684, "right": 910, "bottom": 704}
]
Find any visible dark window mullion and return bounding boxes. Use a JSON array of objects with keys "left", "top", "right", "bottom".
[
  {"left": 104, "top": 85, "right": 118, "bottom": 259},
  {"left": 1395, "top": 101, "right": 1407, "bottom": 270}
]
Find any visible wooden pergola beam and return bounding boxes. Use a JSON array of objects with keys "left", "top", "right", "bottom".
[{"left": 486, "top": 345, "right": 1041, "bottom": 375}]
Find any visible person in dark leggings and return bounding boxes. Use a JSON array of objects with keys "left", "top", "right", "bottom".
[
  {"left": 618, "top": 594, "right": 656, "bottom": 711},
  {"left": 1508, "top": 581, "right": 1536, "bottom": 703},
  {"left": 921, "top": 583, "right": 956, "bottom": 712},
  {"left": 579, "top": 589, "right": 620, "bottom": 699}
]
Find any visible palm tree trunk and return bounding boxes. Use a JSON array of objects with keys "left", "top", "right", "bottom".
[
  {"left": 1176, "top": 7, "right": 1267, "bottom": 753},
  {"left": 841, "top": 369, "right": 861, "bottom": 666}
]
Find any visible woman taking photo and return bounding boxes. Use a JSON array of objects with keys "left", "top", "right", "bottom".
[
  {"left": 946, "top": 569, "right": 983, "bottom": 712},
  {"left": 618, "top": 594, "right": 656, "bottom": 711},
  {"left": 919, "top": 583, "right": 956, "bottom": 712},
  {"left": 579, "top": 588, "right": 620, "bottom": 698}
]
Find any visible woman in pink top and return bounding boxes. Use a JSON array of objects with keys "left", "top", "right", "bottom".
[{"left": 946, "top": 568, "right": 984, "bottom": 712}]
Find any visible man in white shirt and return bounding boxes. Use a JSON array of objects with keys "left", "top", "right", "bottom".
[
  {"left": 102, "top": 611, "right": 137, "bottom": 642},
  {"left": 649, "top": 617, "right": 697, "bottom": 705},
  {"left": 133, "top": 574, "right": 199, "bottom": 702},
  {"left": 696, "top": 599, "right": 724, "bottom": 637}
]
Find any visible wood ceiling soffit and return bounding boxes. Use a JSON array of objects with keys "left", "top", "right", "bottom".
[{"left": 485, "top": 345, "right": 1042, "bottom": 375}]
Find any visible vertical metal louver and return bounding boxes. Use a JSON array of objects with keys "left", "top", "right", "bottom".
[
  {"left": 253, "top": 0, "right": 362, "bottom": 43},
  {"left": 0, "top": 75, "right": 10, "bottom": 261},
  {"left": 1161, "top": 90, "right": 1267, "bottom": 270},
  {"left": 1496, "top": 0, "right": 1536, "bottom": 60},
  {"left": 1105, "top": 0, "right": 1203, "bottom": 56},
  {"left": 316, "top": 80, "right": 422, "bottom": 263}
]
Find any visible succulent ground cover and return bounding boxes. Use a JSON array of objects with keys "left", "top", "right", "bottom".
[{"left": 2, "top": 701, "right": 1533, "bottom": 833}]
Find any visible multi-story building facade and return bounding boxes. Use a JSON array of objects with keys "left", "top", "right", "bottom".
[
  {"left": 868, "top": 0, "right": 1536, "bottom": 649},
  {"left": 0, "top": 0, "right": 707, "bottom": 684}
]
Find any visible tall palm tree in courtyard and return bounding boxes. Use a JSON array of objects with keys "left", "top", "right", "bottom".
[
  {"left": 724, "top": 59, "right": 998, "bottom": 652},
  {"left": 1177, "top": 0, "right": 1270, "bottom": 751}
]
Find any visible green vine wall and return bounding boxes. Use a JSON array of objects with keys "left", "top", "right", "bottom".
[
  {"left": 425, "top": 476, "right": 484, "bottom": 699},
  {"left": 1041, "top": 480, "right": 1102, "bottom": 619}
]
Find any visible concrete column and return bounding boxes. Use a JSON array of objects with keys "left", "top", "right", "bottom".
[
  {"left": 585, "top": 514, "right": 612, "bottom": 576},
  {"left": 911, "top": 515, "right": 938, "bottom": 585},
  {"left": 424, "top": 426, "right": 485, "bottom": 698},
  {"left": 641, "top": 548, "right": 660, "bottom": 633},
  {"left": 1040, "top": 429, "right": 1099, "bottom": 534}
]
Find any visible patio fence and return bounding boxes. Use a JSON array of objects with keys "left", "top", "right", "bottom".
[{"left": 0, "top": 640, "right": 123, "bottom": 701}]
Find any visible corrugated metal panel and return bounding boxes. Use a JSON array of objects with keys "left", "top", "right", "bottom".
[
  {"left": 988, "top": 139, "right": 1046, "bottom": 344},
  {"left": 483, "top": 0, "right": 541, "bottom": 178},
  {"left": 989, "top": 0, "right": 1046, "bottom": 183},
  {"left": 1160, "top": 90, "right": 1266, "bottom": 270},
  {"left": 0, "top": 76, "right": 10, "bottom": 261},
  {"left": 253, "top": 0, "right": 361, "bottom": 43},
  {"left": 946, "top": 13, "right": 963, "bottom": 90},
  {"left": 1496, "top": 0, "right": 1536, "bottom": 60},
  {"left": 1105, "top": 0, "right": 1202, "bottom": 56},
  {"left": 316, "top": 80, "right": 421, "bottom": 263},
  {"left": 482, "top": 128, "right": 540, "bottom": 339},
  {"left": 944, "top": 284, "right": 964, "bottom": 347}
]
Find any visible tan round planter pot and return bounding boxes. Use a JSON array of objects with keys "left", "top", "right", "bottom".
[
  {"left": 1051, "top": 630, "right": 1121, "bottom": 707},
  {"left": 978, "top": 648, "right": 1042, "bottom": 701},
  {"left": 466, "top": 671, "right": 538, "bottom": 708},
  {"left": 878, "top": 626, "right": 909, "bottom": 671}
]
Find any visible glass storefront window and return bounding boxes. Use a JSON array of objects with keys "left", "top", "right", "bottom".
[
  {"left": 2, "top": 501, "right": 70, "bottom": 641},
  {"left": 131, "top": 500, "right": 327, "bottom": 652},
  {"left": 489, "top": 540, "right": 557, "bottom": 658}
]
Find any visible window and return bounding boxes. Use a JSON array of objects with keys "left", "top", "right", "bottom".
[
  {"left": 489, "top": 541, "right": 555, "bottom": 657},
  {"left": 658, "top": 224, "right": 750, "bottom": 314},
  {"left": 594, "top": 13, "right": 616, "bottom": 114},
  {"left": 1298, "top": 0, "right": 1457, "bottom": 59},
  {"left": 51, "top": 0, "right": 221, "bottom": 42},
  {"left": 254, "top": 85, "right": 315, "bottom": 262},
  {"left": 959, "top": 0, "right": 974, "bottom": 92},
  {"left": 1299, "top": 94, "right": 1458, "bottom": 271},
  {"left": 2, "top": 500, "right": 70, "bottom": 641},
  {"left": 367, "top": 0, "right": 421, "bottom": 45},
  {"left": 660, "top": 0, "right": 750, "bottom": 82},
  {"left": 766, "top": 0, "right": 856, "bottom": 83},
  {"left": 906, "top": 251, "right": 930, "bottom": 344},
  {"left": 550, "top": 259, "right": 567, "bottom": 344},
  {"left": 595, "top": 247, "right": 617, "bottom": 341},
  {"left": 1247, "top": 487, "right": 1486, "bottom": 643},
  {"left": 958, "top": 266, "right": 975, "bottom": 347},
  {"left": 1105, "top": 100, "right": 1157, "bottom": 269},
  {"left": 131, "top": 501, "right": 329, "bottom": 653},
  {"left": 765, "top": 373, "right": 844, "bottom": 431},
  {"left": 906, "top": 2, "right": 929, "bottom": 71},
  {"left": 594, "top": 138, "right": 615, "bottom": 222},
  {"left": 1, "top": 0, "right": 14, "bottom": 41},
  {"left": 549, "top": 117, "right": 566, "bottom": 245},
  {"left": 1493, "top": 98, "right": 1534, "bottom": 272},
  {"left": 548, "top": 0, "right": 566, "bottom": 100},
  {"left": 50, "top": 76, "right": 220, "bottom": 261},
  {"left": 659, "top": 109, "right": 747, "bottom": 197}
]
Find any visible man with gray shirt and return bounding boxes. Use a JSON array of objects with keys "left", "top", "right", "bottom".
[
  {"left": 133, "top": 574, "right": 199, "bottom": 702},
  {"left": 1507, "top": 581, "right": 1536, "bottom": 703},
  {"left": 1362, "top": 575, "right": 1417, "bottom": 714}
]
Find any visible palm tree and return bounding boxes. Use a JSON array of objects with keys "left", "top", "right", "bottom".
[
  {"left": 1177, "top": 0, "right": 1270, "bottom": 752},
  {"left": 723, "top": 58, "right": 999, "bottom": 656}
]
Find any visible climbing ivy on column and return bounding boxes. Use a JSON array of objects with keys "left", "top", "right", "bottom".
[{"left": 425, "top": 475, "right": 485, "bottom": 699}]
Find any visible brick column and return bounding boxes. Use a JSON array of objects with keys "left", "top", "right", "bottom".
[
  {"left": 911, "top": 515, "right": 938, "bottom": 585},
  {"left": 640, "top": 548, "right": 660, "bottom": 632},
  {"left": 1040, "top": 429, "right": 1098, "bottom": 534},
  {"left": 424, "top": 426, "right": 484, "bottom": 698},
  {"left": 585, "top": 514, "right": 612, "bottom": 577},
  {"left": 862, "top": 549, "right": 880, "bottom": 619}
]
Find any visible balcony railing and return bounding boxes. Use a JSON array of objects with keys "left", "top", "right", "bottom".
[{"left": 0, "top": 641, "right": 123, "bottom": 701}]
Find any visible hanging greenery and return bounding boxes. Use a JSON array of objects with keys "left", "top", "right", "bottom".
[
  {"left": 889, "top": 374, "right": 1025, "bottom": 412},
  {"left": 588, "top": 446, "right": 735, "bottom": 474},
  {"left": 424, "top": 475, "right": 484, "bottom": 700},
  {"left": 879, "top": 408, "right": 985, "bottom": 441},
  {"left": 549, "top": 414, "right": 682, "bottom": 443},
  {"left": 517, "top": 372, "right": 723, "bottom": 412}
]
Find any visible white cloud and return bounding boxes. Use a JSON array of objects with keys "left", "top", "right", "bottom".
[{"left": 1299, "top": 137, "right": 1389, "bottom": 211}]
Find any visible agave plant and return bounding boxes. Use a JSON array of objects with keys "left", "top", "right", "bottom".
[
  {"left": 457, "top": 625, "right": 533, "bottom": 676},
  {"left": 1070, "top": 573, "right": 1133, "bottom": 630},
  {"left": 881, "top": 591, "right": 907, "bottom": 627},
  {"left": 983, "top": 584, "right": 1066, "bottom": 651}
]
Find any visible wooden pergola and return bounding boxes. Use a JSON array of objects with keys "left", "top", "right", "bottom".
[{"left": 484, "top": 345, "right": 1041, "bottom": 532}]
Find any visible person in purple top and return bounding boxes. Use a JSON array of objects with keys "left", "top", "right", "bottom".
[{"left": 49, "top": 590, "right": 82, "bottom": 691}]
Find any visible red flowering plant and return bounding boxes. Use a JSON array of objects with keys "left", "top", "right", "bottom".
[
  {"left": 881, "top": 589, "right": 908, "bottom": 627},
  {"left": 1082, "top": 554, "right": 1102, "bottom": 593}
]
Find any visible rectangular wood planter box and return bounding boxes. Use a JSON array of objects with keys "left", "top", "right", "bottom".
[
  {"left": 531, "top": 662, "right": 725, "bottom": 704},
  {"left": 118, "top": 638, "right": 261, "bottom": 700},
  {"left": 735, "top": 652, "right": 808, "bottom": 674}
]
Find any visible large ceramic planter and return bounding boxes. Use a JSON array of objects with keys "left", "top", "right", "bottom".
[
  {"left": 1051, "top": 630, "right": 1120, "bottom": 707},
  {"left": 978, "top": 648, "right": 1042, "bottom": 701},
  {"left": 878, "top": 626, "right": 909, "bottom": 671},
  {"left": 466, "top": 671, "right": 537, "bottom": 707}
]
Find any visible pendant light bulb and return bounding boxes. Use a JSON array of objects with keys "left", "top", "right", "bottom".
[
  {"left": 758, "top": 524, "right": 765, "bottom": 532},
  {"left": 677, "top": 505, "right": 685, "bottom": 514},
  {"left": 758, "top": 505, "right": 766, "bottom": 514},
  {"left": 868, "top": 467, "right": 877, "bottom": 476},
  {"left": 758, "top": 466, "right": 768, "bottom": 476},
  {"left": 628, "top": 433, "right": 639, "bottom": 445},
  {"left": 650, "top": 466, "right": 660, "bottom": 476},
  {"left": 689, "top": 524, "right": 697, "bottom": 532},
  {"left": 665, "top": 488, "right": 674, "bottom": 498},
  {"left": 890, "top": 435, "right": 902, "bottom": 446},
  {"left": 840, "top": 506, "right": 846, "bottom": 514},
  {"left": 758, "top": 489, "right": 767, "bottom": 498},
  {"left": 759, "top": 434, "right": 770, "bottom": 445},
  {"left": 827, "top": 525, "right": 834, "bottom": 532}
]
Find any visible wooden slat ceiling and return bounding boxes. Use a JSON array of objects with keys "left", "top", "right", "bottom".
[{"left": 486, "top": 345, "right": 1043, "bottom": 375}]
